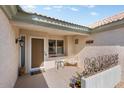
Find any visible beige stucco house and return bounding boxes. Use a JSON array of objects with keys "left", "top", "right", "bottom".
[{"left": 0, "top": 5, "right": 124, "bottom": 87}]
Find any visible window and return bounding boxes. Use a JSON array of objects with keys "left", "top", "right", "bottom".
[
  {"left": 49, "top": 40, "right": 64, "bottom": 57},
  {"left": 49, "top": 40, "right": 56, "bottom": 55},
  {"left": 57, "top": 40, "right": 64, "bottom": 54}
]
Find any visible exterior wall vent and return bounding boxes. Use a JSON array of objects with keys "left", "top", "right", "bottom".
[{"left": 86, "top": 40, "right": 94, "bottom": 44}]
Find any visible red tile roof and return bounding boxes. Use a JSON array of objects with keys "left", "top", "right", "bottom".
[{"left": 89, "top": 12, "right": 124, "bottom": 29}]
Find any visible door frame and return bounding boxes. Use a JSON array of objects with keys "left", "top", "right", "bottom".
[
  {"left": 30, "top": 36, "right": 46, "bottom": 72},
  {"left": 19, "top": 34, "right": 26, "bottom": 68}
]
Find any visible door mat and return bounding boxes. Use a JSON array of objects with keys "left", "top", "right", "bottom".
[{"left": 30, "top": 69, "right": 42, "bottom": 75}]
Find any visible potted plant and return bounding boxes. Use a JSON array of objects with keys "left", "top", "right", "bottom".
[
  {"left": 18, "top": 66, "right": 26, "bottom": 76},
  {"left": 69, "top": 72, "right": 82, "bottom": 88}
]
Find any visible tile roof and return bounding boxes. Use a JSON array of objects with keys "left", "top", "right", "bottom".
[
  {"left": 89, "top": 12, "right": 124, "bottom": 29},
  {"left": 7, "top": 5, "right": 124, "bottom": 32},
  {"left": 18, "top": 6, "right": 124, "bottom": 30}
]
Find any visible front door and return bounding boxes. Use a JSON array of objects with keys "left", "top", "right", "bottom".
[{"left": 31, "top": 38, "right": 44, "bottom": 69}]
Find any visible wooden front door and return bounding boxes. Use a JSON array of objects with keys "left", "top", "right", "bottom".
[{"left": 31, "top": 38, "right": 44, "bottom": 68}]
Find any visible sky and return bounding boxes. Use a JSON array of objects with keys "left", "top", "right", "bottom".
[{"left": 20, "top": 5, "right": 124, "bottom": 26}]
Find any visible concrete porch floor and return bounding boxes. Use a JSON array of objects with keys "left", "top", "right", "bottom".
[
  {"left": 14, "top": 73, "right": 48, "bottom": 88},
  {"left": 14, "top": 66, "right": 82, "bottom": 88}
]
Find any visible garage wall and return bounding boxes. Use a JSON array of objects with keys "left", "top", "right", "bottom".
[{"left": 0, "top": 9, "right": 19, "bottom": 87}]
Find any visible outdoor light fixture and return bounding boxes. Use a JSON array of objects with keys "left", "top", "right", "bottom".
[
  {"left": 75, "top": 39, "right": 79, "bottom": 44},
  {"left": 16, "top": 36, "right": 24, "bottom": 47}
]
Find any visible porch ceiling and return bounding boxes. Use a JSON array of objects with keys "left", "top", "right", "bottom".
[{"left": 11, "top": 21, "right": 89, "bottom": 36}]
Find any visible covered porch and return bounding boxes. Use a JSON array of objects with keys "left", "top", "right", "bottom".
[{"left": 12, "top": 20, "right": 89, "bottom": 74}]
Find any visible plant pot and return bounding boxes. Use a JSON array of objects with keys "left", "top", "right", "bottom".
[{"left": 19, "top": 67, "right": 26, "bottom": 76}]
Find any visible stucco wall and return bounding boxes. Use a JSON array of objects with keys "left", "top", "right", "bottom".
[
  {"left": 90, "top": 28, "right": 124, "bottom": 46},
  {"left": 77, "top": 46, "right": 120, "bottom": 65},
  {"left": 73, "top": 35, "right": 88, "bottom": 54},
  {"left": 81, "top": 65, "right": 121, "bottom": 88},
  {"left": 84, "top": 27, "right": 124, "bottom": 80},
  {"left": 65, "top": 27, "right": 124, "bottom": 81},
  {"left": 69, "top": 46, "right": 120, "bottom": 71},
  {"left": 0, "top": 9, "right": 19, "bottom": 87},
  {"left": 74, "top": 27, "right": 124, "bottom": 49},
  {"left": 65, "top": 36, "right": 74, "bottom": 56}
]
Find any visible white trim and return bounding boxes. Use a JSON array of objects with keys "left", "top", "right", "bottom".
[
  {"left": 30, "top": 36, "right": 46, "bottom": 72},
  {"left": 48, "top": 39, "right": 65, "bottom": 57}
]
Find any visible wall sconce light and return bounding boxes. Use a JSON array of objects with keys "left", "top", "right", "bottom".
[
  {"left": 16, "top": 36, "right": 24, "bottom": 47},
  {"left": 75, "top": 39, "right": 79, "bottom": 44}
]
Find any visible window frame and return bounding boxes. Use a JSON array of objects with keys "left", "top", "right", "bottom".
[{"left": 48, "top": 39, "right": 64, "bottom": 57}]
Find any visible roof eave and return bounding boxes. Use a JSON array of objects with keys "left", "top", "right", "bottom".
[
  {"left": 0, "top": 5, "right": 17, "bottom": 19},
  {"left": 12, "top": 15, "right": 90, "bottom": 34},
  {"left": 1, "top": 5, "right": 91, "bottom": 34},
  {"left": 90, "top": 19, "right": 124, "bottom": 34}
]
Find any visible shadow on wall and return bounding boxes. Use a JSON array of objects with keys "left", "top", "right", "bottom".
[{"left": 64, "top": 46, "right": 122, "bottom": 72}]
